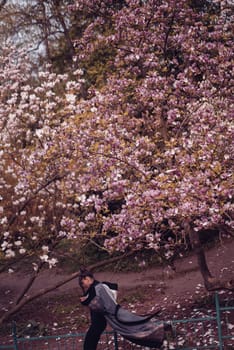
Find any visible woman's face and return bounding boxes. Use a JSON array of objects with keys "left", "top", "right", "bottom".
[{"left": 81, "top": 276, "right": 93, "bottom": 289}]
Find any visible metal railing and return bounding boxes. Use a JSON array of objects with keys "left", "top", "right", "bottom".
[{"left": 1, "top": 293, "right": 233, "bottom": 350}]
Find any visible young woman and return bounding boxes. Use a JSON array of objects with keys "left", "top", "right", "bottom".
[{"left": 79, "top": 270, "right": 171, "bottom": 349}]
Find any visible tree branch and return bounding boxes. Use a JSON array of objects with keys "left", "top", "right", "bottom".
[
  {"left": 163, "top": 8, "right": 176, "bottom": 59},
  {"left": 7, "top": 173, "right": 66, "bottom": 228},
  {"left": 0, "top": 251, "right": 135, "bottom": 325},
  {"left": 15, "top": 240, "right": 60, "bottom": 305},
  {"left": 15, "top": 260, "right": 45, "bottom": 305},
  {"left": 0, "top": 0, "right": 7, "bottom": 12}
]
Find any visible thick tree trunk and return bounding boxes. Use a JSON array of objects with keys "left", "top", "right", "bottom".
[
  {"left": 189, "top": 229, "right": 213, "bottom": 284},
  {"left": 185, "top": 222, "right": 233, "bottom": 291}
]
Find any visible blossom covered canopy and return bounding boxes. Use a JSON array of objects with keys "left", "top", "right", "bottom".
[{"left": 0, "top": 0, "right": 233, "bottom": 266}]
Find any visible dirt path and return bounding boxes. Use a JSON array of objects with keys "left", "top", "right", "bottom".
[
  {"left": 0, "top": 237, "right": 234, "bottom": 346},
  {"left": 1, "top": 237, "right": 233, "bottom": 311}
]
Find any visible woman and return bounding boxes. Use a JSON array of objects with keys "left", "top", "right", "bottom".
[{"left": 79, "top": 269, "right": 171, "bottom": 349}]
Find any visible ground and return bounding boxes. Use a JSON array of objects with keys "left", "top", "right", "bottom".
[{"left": 0, "top": 237, "right": 234, "bottom": 348}]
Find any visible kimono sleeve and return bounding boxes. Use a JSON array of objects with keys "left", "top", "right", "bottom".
[{"left": 95, "top": 283, "right": 118, "bottom": 315}]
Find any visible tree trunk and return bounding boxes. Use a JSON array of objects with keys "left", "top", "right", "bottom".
[
  {"left": 51, "top": 0, "right": 75, "bottom": 58},
  {"left": 40, "top": 1, "right": 52, "bottom": 61},
  {"left": 185, "top": 222, "right": 234, "bottom": 291},
  {"left": 188, "top": 228, "right": 213, "bottom": 284}
]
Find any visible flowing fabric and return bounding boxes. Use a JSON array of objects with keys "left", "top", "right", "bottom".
[{"left": 81, "top": 281, "right": 165, "bottom": 348}]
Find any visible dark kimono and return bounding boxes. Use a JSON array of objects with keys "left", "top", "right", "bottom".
[{"left": 81, "top": 280, "right": 165, "bottom": 348}]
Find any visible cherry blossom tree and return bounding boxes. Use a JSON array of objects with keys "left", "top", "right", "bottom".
[
  {"left": 64, "top": 0, "right": 234, "bottom": 290},
  {"left": 0, "top": 43, "right": 89, "bottom": 323},
  {"left": 0, "top": 0, "right": 233, "bottom": 324}
]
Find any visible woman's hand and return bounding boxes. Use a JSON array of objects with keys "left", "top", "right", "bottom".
[{"left": 80, "top": 296, "right": 87, "bottom": 302}]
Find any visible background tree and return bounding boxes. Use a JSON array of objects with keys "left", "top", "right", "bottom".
[
  {"left": 0, "top": 0, "right": 7, "bottom": 11},
  {"left": 0, "top": 0, "right": 75, "bottom": 69}
]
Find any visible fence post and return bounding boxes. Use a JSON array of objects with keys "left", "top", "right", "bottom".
[
  {"left": 12, "top": 322, "right": 19, "bottom": 350},
  {"left": 215, "top": 292, "right": 223, "bottom": 350},
  {"left": 113, "top": 332, "right": 119, "bottom": 350}
]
